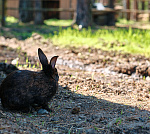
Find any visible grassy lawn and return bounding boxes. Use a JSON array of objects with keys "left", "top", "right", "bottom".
[
  {"left": 1, "top": 17, "right": 150, "bottom": 57},
  {"left": 51, "top": 27, "right": 150, "bottom": 56}
]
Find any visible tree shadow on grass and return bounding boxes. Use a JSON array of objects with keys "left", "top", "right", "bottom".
[
  {"left": 0, "top": 22, "right": 69, "bottom": 40},
  {"left": 0, "top": 21, "right": 136, "bottom": 41}
]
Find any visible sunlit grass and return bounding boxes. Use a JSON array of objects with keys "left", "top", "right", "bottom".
[
  {"left": 6, "top": 16, "right": 18, "bottom": 23},
  {"left": 2, "top": 16, "right": 150, "bottom": 57},
  {"left": 50, "top": 27, "right": 150, "bottom": 56},
  {"left": 44, "top": 18, "right": 72, "bottom": 26},
  {"left": 116, "top": 18, "right": 150, "bottom": 29},
  {"left": 116, "top": 18, "right": 135, "bottom": 25}
]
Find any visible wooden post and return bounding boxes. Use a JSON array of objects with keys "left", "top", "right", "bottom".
[
  {"left": 126, "top": 0, "right": 130, "bottom": 20},
  {"left": 149, "top": 1, "right": 150, "bottom": 21},
  {"left": 69, "top": 0, "right": 72, "bottom": 19},
  {"left": 141, "top": 0, "right": 145, "bottom": 10},
  {"left": 141, "top": 0, "right": 145, "bottom": 22},
  {"left": 133, "top": 0, "right": 138, "bottom": 21},
  {"left": 2, "top": 0, "right": 6, "bottom": 26},
  {"left": 123, "top": 0, "right": 130, "bottom": 20}
]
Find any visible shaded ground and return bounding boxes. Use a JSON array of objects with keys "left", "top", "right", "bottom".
[{"left": 0, "top": 33, "right": 150, "bottom": 133}]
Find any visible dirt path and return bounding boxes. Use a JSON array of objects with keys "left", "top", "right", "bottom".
[{"left": 0, "top": 34, "right": 150, "bottom": 134}]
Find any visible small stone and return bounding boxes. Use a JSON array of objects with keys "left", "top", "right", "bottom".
[
  {"left": 50, "top": 117, "right": 59, "bottom": 122},
  {"left": 37, "top": 109, "right": 49, "bottom": 114},
  {"left": 64, "top": 106, "right": 72, "bottom": 109},
  {"left": 92, "top": 114, "right": 103, "bottom": 122},
  {"left": 71, "top": 107, "right": 80, "bottom": 114},
  {"left": 78, "top": 103, "right": 82, "bottom": 105},
  {"left": 131, "top": 108, "right": 136, "bottom": 112},
  {"left": 145, "top": 94, "right": 149, "bottom": 98},
  {"left": 137, "top": 98, "right": 143, "bottom": 101},
  {"left": 16, "top": 114, "right": 21, "bottom": 117},
  {"left": 106, "top": 118, "right": 117, "bottom": 128},
  {"left": 125, "top": 116, "right": 139, "bottom": 121},
  {"left": 128, "top": 89, "right": 132, "bottom": 92},
  {"left": 41, "top": 129, "right": 49, "bottom": 132},
  {"left": 79, "top": 115, "right": 86, "bottom": 120},
  {"left": 86, "top": 128, "right": 96, "bottom": 134}
]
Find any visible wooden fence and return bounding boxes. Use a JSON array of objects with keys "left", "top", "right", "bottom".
[
  {"left": 119, "top": 0, "right": 150, "bottom": 21},
  {"left": 95, "top": 0, "right": 150, "bottom": 21},
  {"left": 1, "top": 0, "right": 150, "bottom": 27}
]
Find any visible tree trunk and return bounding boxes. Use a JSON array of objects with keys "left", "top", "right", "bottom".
[
  {"left": 1, "top": 0, "right": 6, "bottom": 26},
  {"left": 19, "top": 0, "right": 33, "bottom": 23},
  {"left": 133, "top": 0, "right": 138, "bottom": 21},
  {"left": 75, "top": 0, "right": 92, "bottom": 29},
  {"left": 34, "top": 0, "right": 44, "bottom": 25},
  {"left": 107, "top": 0, "right": 115, "bottom": 26}
]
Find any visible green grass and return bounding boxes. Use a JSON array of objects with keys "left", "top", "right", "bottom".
[
  {"left": 50, "top": 27, "right": 150, "bottom": 56},
  {"left": 1, "top": 16, "right": 150, "bottom": 57},
  {"left": 44, "top": 18, "right": 72, "bottom": 26},
  {"left": 116, "top": 18, "right": 135, "bottom": 25},
  {"left": 6, "top": 16, "right": 18, "bottom": 23}
]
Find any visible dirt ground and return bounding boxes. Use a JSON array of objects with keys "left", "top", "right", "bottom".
[{"left": 0, "top": 32, "right": 150, "bottom": 134}]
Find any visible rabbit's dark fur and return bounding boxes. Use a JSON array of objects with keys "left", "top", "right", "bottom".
[
  {"left": 0, "top": 48, "right": 59, "bottom": 112},
  {"left": 0, "top": 63, "right": 18, "bottom": 74},
  {"left": 0, "top": 63, "right": 18, "bottom": 85}
]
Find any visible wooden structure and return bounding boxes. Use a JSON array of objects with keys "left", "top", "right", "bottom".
[
  {"left": 4, "top": 0, "right": 150, "bottom": 20},
  {"left": 5, "top": 0, "right": 77, "bottom": 19},
  {"left": 1, "top": 0, "right": 150, "bottom": 27},
  {"left": 6, "top": 0, "right": 19, "bottom": 18},
  {"left": 59, "top": 0, "right": 77, "bottom": 19},
  {"left": 121, "top": 0, "right": 150, "bottom": 21},
  {"left": 43, "top": 0, "right": 59, "bottom": 19}
]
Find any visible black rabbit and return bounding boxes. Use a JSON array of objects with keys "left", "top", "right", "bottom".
[{"left": 0, "top": 48, "right": 59, "bottom": 112}]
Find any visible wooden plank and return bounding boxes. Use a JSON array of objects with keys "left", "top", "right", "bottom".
[
  {"left": 7, "top": 0, "right": 19, "bottom": 18},
  {"left": 6, "top": 7, "right": 117, "bottom": 12},
  {"left": 121, "top": 9, "right": 150, "bottom": 13},
  {"left": 6, "top": 7, "right": 75, "bottom": 12},
  {"left": 59, "top": 0, "right": 71, "bottom": 19},
  {"left": 133, "top": 0, "right": 138, "bottom": 21},
  {"left": 5, "top": 7, "right": 150, "bottom": 14}
]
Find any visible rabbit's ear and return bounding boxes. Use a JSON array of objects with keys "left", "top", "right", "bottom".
[
  {"left": 50, "top": 56, "right": 58, "bottom": 69},
  {"left": 38, "top": 48, "right": 48, "bottom": 66}
]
